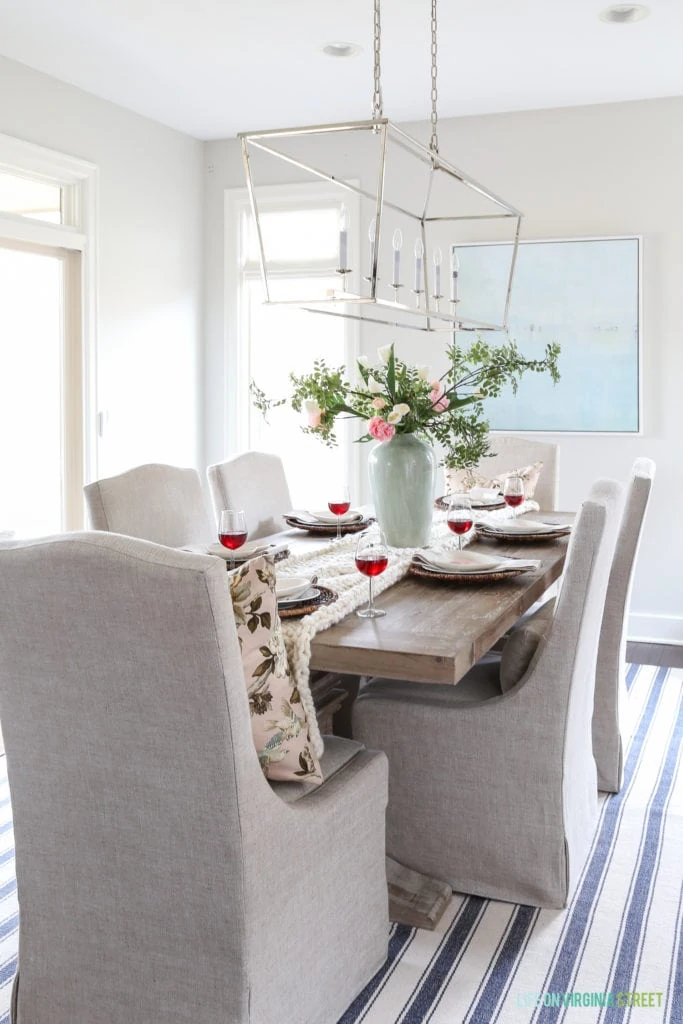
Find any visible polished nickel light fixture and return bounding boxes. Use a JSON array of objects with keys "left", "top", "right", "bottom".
[{"left": 239, "top": 0, "right": 522, "bottom": 333}]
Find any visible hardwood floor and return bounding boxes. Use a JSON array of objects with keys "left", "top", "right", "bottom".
[{"left": 626, "top": 641, "right": 683, "bottom": 668}]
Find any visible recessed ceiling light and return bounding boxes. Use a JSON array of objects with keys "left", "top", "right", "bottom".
[
  {"left": 322, "top": 41, "right": 362, "bottom": 58},
  {"left": 598, "top": 4, "right": 650, "bottom": 23}
]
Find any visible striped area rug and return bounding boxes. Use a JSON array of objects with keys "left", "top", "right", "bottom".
[{"left": 0, "top": 664, "right": 680, "bottom": 1023}]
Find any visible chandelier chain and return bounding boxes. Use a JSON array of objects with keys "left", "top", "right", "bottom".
[
  {"left": 430, "top": 0, "right": 439, "bottom": 153},
  {"left": 373, "top": 0, "right": 383, "bottom": 118}
]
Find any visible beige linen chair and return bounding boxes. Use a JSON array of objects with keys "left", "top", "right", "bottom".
[
  {"left": 84, "top": 463, "right": 214, "bottom": 547},
  {"left": 207, "top": 452, "right": 293, "bottom": 540},
  {"left": 352, "top": 479, "right": 621, "bottom": 909},
  {"left": 0, "top": 532, "right": 389, "bottom": 1024},
  {"left": 593, "top": 458, "right": 655, "bottom": 792},
  {"left": 463, "top": 434, "right": 560, "bottom": 510}
]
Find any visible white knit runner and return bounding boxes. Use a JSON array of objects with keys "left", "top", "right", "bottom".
[{"left": 280, "top": 500, "right": 539, "bottom": 756}]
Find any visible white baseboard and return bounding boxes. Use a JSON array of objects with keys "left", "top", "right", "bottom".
[{"left": 628, "top": 613, "right": 683, "bottom": 646}]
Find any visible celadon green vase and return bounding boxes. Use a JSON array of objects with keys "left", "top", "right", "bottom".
[{"left": 368, "top": 433, "right": 436, "bottom": 547}]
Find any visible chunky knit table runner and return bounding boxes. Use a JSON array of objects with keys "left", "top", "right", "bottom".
[{"left": 280, "top": 501, "right": 539, "bottom": 756}]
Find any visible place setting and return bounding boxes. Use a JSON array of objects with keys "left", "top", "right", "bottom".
[
  {"left": 434, "top": 486, "right": 505, "bottom": 512},
  {"left": 409, "top": 546, "right": 541, "bottom": 584},
  {"left": 275, "top": 573, "right": 338, "bottom": 619},
  {"left": 283, "top": 484, "right": 373, "bottom": 537}
]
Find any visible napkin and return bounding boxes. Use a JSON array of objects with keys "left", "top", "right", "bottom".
[
  {"left": 413, "top": 548, "right": 539, "bottom": 574},
  {"left": 288, "top": 509, "right": 365, "bottom": 526},
  {"left": 480, "top": 518, "right": 570, "bottom": 535},
  {"left": 183, "top": 540, "right": 290, "bottom": 561},
  {"left": 469, "top": 487, "right": 501, "bottom": 502}
]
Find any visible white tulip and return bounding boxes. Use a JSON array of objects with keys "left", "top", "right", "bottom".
[
  {"left": 303, "top": 398, "right": 320, "bottom": 414},
  {"left": 367, "top": 376, "right": 383, "bottom": 394},
  {"left": 377, "top": 344, "right": 394, "bottom": 365},
  {"left": 417, "top": 365, "right": 430, "bottom": 380},
  {"left": 357, "top": 354, "right": 371, "bottom": 367}
]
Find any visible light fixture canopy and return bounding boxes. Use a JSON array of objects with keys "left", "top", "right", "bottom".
[
  {"left": 240, "top": 0, "right": 523, "bottom": 334},
  {"left": 599, "top": 4, "right": 650, "bottom": 23}
]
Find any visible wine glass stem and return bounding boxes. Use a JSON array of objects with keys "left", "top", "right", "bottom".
[
  {"left": 458, "top": 533, "right": 462, "bottom": 551},
  {"left": 337, "top": 516, "right": 341, "bottom": 541},
  {"left": 368, "top": 576, "right": 374, "bottom": 614}
]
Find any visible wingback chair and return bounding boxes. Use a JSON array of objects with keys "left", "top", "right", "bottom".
[
  {"left": 352, "top": 479, "right": 621, "bottom": 909},
  {"left": 84, "top": 463, "right": 214, "bottom": 547},
  {"left": 207, "top": 452, "right": 293, "bottom": 540},
  {"left": 593, "top": 458, "right": 655, "bottom": 791},
  {"left": 0, "top": 533, "right": 389, "bottom": 1024},
  {"left": 463, "top": 435, "right": 560, "bottom": 510}
]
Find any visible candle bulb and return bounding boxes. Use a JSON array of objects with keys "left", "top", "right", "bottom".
[
  {"left": 414, "top": 237, "right": 424, "bottom": 292},
  {"left": 392, "top": 228, "right": 403, "bottom": 287},
  {"left": 450, "top": 248, "right": 459, "bottom": 303},
  {"left": 338, "top": 204, "right": 349, "bottom": 271},
  {"left": 433, "top": 247, "right": 442, "bottom": 297},
  {"left": 368, "top": 219, "right": 376, "bottom": 278}
]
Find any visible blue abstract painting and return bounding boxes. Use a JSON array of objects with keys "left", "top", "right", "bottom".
[{"left": 454, "top": 237, "right": 640, "bottom": 432}]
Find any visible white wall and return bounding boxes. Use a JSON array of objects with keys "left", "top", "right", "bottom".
[
  {"left": 0, "top": 54, "right": 203, "bottom": 478},
  {"left": 204, "top": 96, "right": 683, "bottom": 643}
]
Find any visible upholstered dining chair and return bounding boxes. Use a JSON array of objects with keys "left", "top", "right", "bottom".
[
  {"left": 453, "top": 434, "right": 560, "bottom": 510},
  {"left": 593, "top": 457, "right": 655, "bottom": 792},
  {"left": 352, "top": 479, "right": 621, "bottom": 909},
  {"left": 0, "top": 532, "right": 389, "bottom": 1024},
  {"left": 84, "top": 463, "right": 214, "bottom": 547},
  {"left": 207, "top": 452, "right": 293, "bottom": 540}
]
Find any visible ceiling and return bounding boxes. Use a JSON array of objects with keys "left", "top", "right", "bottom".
[{"left": 0, "top": 0, "right": 680, "bottom": 140}]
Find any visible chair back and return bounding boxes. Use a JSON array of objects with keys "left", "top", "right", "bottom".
[
  {"left": 479, "top": 434, "right": 559, "bottom": 509},
  {"left": 84, "top": 463, "right": 213, "bottom": 547},
  {"left": 0, "top": 532, "right": 266, "bottom": 1023},
  {"left": 594, "top": 458, "right": 655, "bottom": 789},
  {"left": 207, "top": 452, "right": 292, "bottom": 540}
]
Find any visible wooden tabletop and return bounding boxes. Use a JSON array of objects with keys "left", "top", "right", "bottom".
[{"left": 277, "top": 511, "right": 573, "bottom": 687}]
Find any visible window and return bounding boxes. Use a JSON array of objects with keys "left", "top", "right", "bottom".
[
  {"left": 227, "top": 185, "right": 359, "bottom": 508},
  {"left": 0, "top": 134, "right": 97, "bottom": 537}
]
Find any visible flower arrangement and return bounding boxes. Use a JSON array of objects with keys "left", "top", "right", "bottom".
[{"left": 252, "top": 337, "right": 560, "bottom": 472}]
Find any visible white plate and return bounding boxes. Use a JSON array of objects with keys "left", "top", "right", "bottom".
[
  {"left": 275, "top": 575, "right": 313, "bottom": 600},
  {"left": 304, "top": 508, "right": 364, "bottom": 525},
  {"left": 413, "top": 548, "right": 539, "bottom": 575},
  {"left": 480, "top": 519, "right": 570, "bottom": 536}
]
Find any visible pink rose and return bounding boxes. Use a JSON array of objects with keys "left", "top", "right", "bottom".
[
  {"left": 429, "top": 380, "right": 450, "bottom": 413},
  {"left": 307, "top": 409, "right": 322, "bottom": 428},
  {"left": 372, "top": 396, "right": 386, "bottom": 410},
  {"left": 367, "top": 416, "right": 396, "bottom": 442}
]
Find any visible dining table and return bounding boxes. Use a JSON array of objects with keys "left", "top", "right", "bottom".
[{"left": 270, "top": 509, "right": 573, "bottom": 688}]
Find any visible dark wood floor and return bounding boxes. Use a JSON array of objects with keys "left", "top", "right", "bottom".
[{"left": 626, "top": 642, "right": 683, "bottom": 669}]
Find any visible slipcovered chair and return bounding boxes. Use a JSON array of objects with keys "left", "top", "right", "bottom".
[
  {"left": 0, "top": 533, "right": 389, "bottom": 1024},
  {"left": 593, "top": 457, "right": 655, "bottom": 792},
  {"left": 451, "top": 434, "right": 560, "bottom": 510},
  {"left": 353, "top": 479, "right": 621, "bottom": 909},
  {"left": 207, "top": 452, "right": 293, "bottom": 540},
  {"left": 84, "top": 463, "right": 213, "bottom": 547}
]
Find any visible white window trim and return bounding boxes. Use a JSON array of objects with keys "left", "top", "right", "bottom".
[
  {"left": 225, "top": 182, "right": 361, "bottom": 497},
  {"left": 0, "top": 131, "right": 99, "bottom": 524}
]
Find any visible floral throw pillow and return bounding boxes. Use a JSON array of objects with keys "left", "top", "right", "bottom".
[
  {"left": 228, "top": 555, "right": 322, "bottom": 785},
  {"left": 446, "top": 460, "right": 543, "bottom": 499}
]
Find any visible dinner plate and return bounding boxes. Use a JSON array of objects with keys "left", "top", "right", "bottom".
[
  {"left": 284, "top": 514, "right": 373, "bottom": 536},
  {"left": 434, "top": 494, "right": 505, "bottom": 511},
  {"left": 476, "top": 523, "right": 571, "bottom": 543},
  {"left": 277, "top": 584, "right": 338, "bottom": 618},
  {"left": 409, "top": 562, "right": 533, "bottom": 584},
  {"left": 304, "top": 509, "right": 365, "bottom": 526}
]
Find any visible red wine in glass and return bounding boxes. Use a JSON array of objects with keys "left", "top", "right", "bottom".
[
  {"left": 328, "top": 485, "right": 351, "bottom": 542},
  {"left": 328, "top": 501, "right": 351, "bottom": 516},
  {"left": 219, "top": 509, "right": 247, "bottom": 569},
  {"left": 355, "top": 554, "right": 389, "bottom": 577},
  {"left": 447, "top": 518, "right": 473, "bottom": 536},
  {"left": 219, "top": 531, "right": 248, "bottom": 549},
  {"left": 355, "top": 527, "right": 389, "bottom": 618},
  {"left": 504, "top": 494, "right": 524, "bottom": 509}
]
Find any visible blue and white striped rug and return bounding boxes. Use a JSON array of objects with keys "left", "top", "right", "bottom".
[{"left": 0, "top": 664, "right": 680, "bottom": 1023}]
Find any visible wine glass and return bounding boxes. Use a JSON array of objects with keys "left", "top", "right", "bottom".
[
  {"left": 218, "top": 509, "right": 247, "bottom": 570},
  {"left": 355, "top": 526, "right": 389, "bottom": 619},
  {"left": 328, "top": 484, "right": 351, "bottom": 543},
  {"left": 503, "top": 475, "right": 525, "bottom": 518},
  {"left": 447, "top": 494, "right": 473, "bottom": 551}
]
